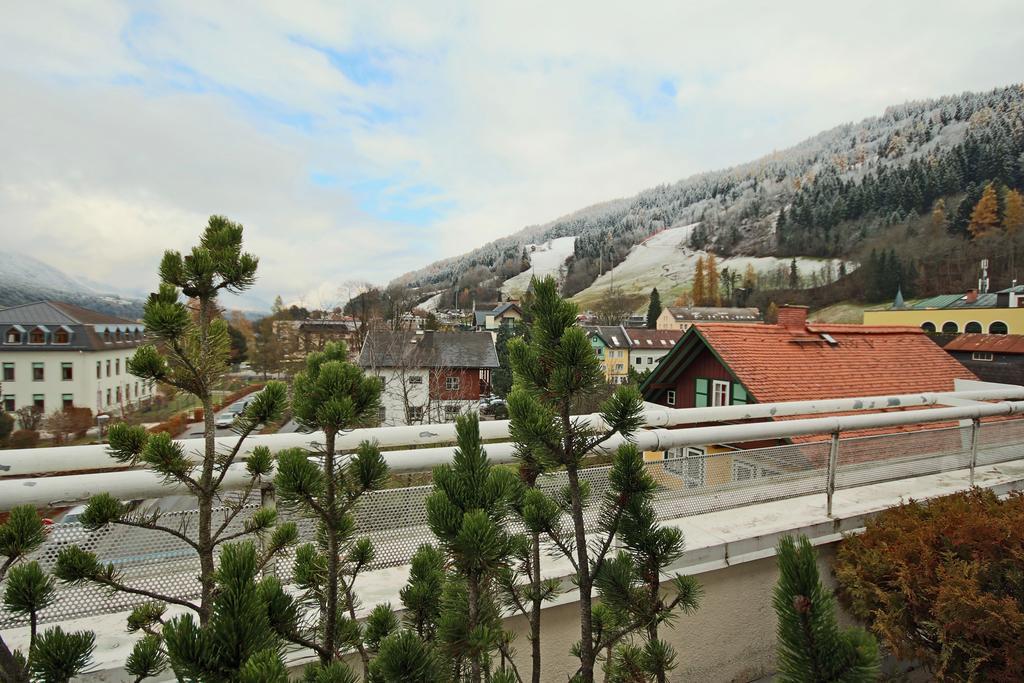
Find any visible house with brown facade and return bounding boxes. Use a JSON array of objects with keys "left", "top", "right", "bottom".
[{"left": 357, "top": 330, "right": 499, "bottom": 426}]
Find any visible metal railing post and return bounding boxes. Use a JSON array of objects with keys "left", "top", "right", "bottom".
[
  {"left": 826, "top": 430, "right": 840, "bottom": 517},
  {"left": 260, "top": 482, "right": 278, "bottom": 577},
  {"left": 969, "top": 418, "right": 980, "bottom": 486}
]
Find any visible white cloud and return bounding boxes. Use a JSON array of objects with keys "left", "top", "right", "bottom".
[{"left": 1, "top": 1, "right": 1023, "bottom": 309}]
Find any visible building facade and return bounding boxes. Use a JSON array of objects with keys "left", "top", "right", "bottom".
[
  {"left": 863, "top": 286, "right": 1024, "bottom": 334},
  {"left": 357, "top": 330, "right": 499, "bottom": 426},
  {"left": 585, "top": 325, "right": 631, "bottom": 383},
  {"left": 939, "top": 333, "right": 1024, "bottom": 385},
  {"left": 0, "top": 301, "right": 151, "bottom": 416},
  {"left": 640, "top": 305, "right": 976, "bottom": 486},
  {"left": 473, "top": 302, "right": 523, "bottom": 331},
  {"left": 655, "top": 306, "right": 762, "bottom": 331},
  {"left": 623, "top": 328, "right": 682, "bottom": 372}
]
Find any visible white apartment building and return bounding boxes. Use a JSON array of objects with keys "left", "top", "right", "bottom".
[{"left": 0, "top": 301, "right": 152, "bottom": 417}]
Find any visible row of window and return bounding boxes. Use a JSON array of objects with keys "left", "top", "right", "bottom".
[
  {"left": 921, "top": 321, "right": 1009, "bottom": 334},
  {"left": 1, "top": 381, "right": 150, "bottom": 413},
  {"left": 1, "top": 394, "right": 76, "bottom": 412},
  {"left": 665, "top": 379, "right": 747, "bottom": 408},
  {"left": 96, "top": 358, "right": 129, "bottom": 378},
  {"left": 4, "top": 327, "right": 72, "bottom": 345},
  {"left": 2, "top": 361, "right": 75, "bottom": 382},
  {"left": 406, "top": 375, "right": 462, "bottom": 391},
  {"left": 662, "top": 448, "right": 780, "bottom": 488}
]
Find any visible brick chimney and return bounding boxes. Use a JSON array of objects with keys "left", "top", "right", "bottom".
[
  {"left": 965, "top": 289, "right": 978, "bottom": 303},
  {"left": 777, "top": 305, "right": 809, "bottom": 332}
]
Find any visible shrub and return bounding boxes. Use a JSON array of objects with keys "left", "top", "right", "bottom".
[
  {"left": 149, "top": 415, "right": 187, "bottom": 436},
  {"left": 213, "top": 384, "right": 265, "bottom": 412},
  {"left": 834, "top": 489, "right": 1024, "bottom": 681},
  {"left": 0, "top": 412, "right": 13, "bottom": 444},
  {"left": 7, "top": 430, "right": 40, "bottom": 449}
]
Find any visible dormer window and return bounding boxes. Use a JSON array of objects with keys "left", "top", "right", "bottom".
[
  {"left": 115, "top": 329, "right": 122, "bottom": 342},
  {"left": 104, "top": 330, "right": 112, "bottom": 343},
  {"left": 5, "top": 327, "right": 23, "bottom": 344},
  {"left": 29, "top": 327, "right": 46, "bottom": 344},
  {"left": 54, "top": 327, "right": 71, "bottom": 344}
]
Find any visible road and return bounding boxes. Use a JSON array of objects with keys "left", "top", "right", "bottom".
[{"left": 181, "top": 394, "right": 260, "bottom": 438}]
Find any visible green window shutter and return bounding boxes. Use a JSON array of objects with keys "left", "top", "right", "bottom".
[
  {"left": 731, "top": 383, "right": 748, "bottom": 405},
  {"left": 695, "top": 378, "right": 709, "bottom": 407}
]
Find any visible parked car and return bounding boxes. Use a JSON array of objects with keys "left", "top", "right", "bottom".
[{"left": 215, "top": 410, "right": 238, "bottom": 428}]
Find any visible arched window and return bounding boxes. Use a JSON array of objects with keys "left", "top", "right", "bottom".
[
  {"left": 5, "top": 328, "right": 21, "bottom": 344},
  {"left": 989, "top": 321, "right": 1008, "bottom": 335},
  {"left": 942, "top": 322, "right": 959, "bottom": 334},
  {"left": 54, "top": 328, "right": 70, "bottom": 344},
  {"left": 29, "top": 328, "right": 45, "bottom": 344},
  {"left": 921, "top": 322, "right": 936, "bottom": 333},
  {"left": 103, "top": 330, "right": 111, "bottom": 343},
  {"left": 965, "top": 321, "right": 982, "bottom": 333},
  {"left": 115, "top": 329, "right": 122, "bottom": 342}
]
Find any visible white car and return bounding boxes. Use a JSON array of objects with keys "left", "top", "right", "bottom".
[{"left": 215, "top": 410, "right": 239, "bottom": 428}]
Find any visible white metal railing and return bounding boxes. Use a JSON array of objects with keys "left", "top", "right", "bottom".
[
  {"left": 4, "top": 416, "right": 1024, "bottom": 629},
  {"left": 3, "top": 385, "right": 1024, "bottom": 510}
]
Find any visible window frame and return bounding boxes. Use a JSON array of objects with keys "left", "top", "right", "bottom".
[
  {"left": 407, "top": 405, "right": 424, "bottom": 423},
  {"left": 972, "top": 351, "right": 994, "bottom": 361},
  {"left": 2, "top": 395, "right": 14, "bottom": 412},
  {"left": 711, "top": 379, "right": 730, "bottom": 407},
  {"left": 62, "top": 394, "right": 74, "bottom": 409},
  {"left": 4, "top": 328, "right": 22, "bottom": 344},
  {"left": 54, "top": 328, "right": 70, "bottom": 344},
  {"left": 665, "top": 389, "right": 676, "bottom": 406},
  {"left": 408, "top": 375, "right": 423, "bottom": 385},
  {"left": 28, "top": 327, "right": 46, "bottom": 344},
  {"left": 444, "top": 376, "right": 461, "bottom": 392},
  {"left": 2, "top": 362, "right": 13, "bottom": 382},
  {"left": 61, "top": 362, "right": 73, "bottom": 381},
  {"left": 32, "top": 395, "right": 45, "bottom": 412},
  {"left": 32, "top": 362, "right": 44, "bottom": 382}
]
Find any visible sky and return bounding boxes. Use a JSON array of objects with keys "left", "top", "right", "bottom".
[{"left": 2, "top": 2, "right": 1024, "bottom": 311}]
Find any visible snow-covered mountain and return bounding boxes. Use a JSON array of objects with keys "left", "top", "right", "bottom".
[
  {"left": 393, "top": 84, "right": 1024, "bottom": 304},
  {"left": 0, "top": 251, "right": 144, "bottom": 318}
]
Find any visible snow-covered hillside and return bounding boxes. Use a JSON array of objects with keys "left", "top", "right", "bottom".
[
  {"left": 0, "top": 251, "right": 144, "bottom": 318},
  {"left": 571, "top": 224, "right": 849, "bottom": 309},
  {"left": 501, "top": 236, "right": 577, "bottom": 296}
]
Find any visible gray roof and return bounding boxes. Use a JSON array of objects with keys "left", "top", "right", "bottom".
[
  {"left": 0, "top": 300, "right": 143, "bottom": 352},
  {"left": 358, "top": 331, "right": 499, "bottom": 369},
  {"left": 585, "top": 325, "right": 630, "bottom": 348},
  {"left": 665, "top": 306, "right": 762, "bottom": 322}
]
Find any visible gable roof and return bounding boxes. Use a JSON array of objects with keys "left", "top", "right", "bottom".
[
  {"left": 663, "top": 306, "right": 762, "bottom": 323},
  {"left": 944, "top": 333, "right": 1024, "bottom": 355},
  {"left": 623, "top": 328, "right": 682, "bottom": 349},
  {"left": 585, "top": 325, "right": 629, "bottom": 348},
  {"left": 0, "top": 301, "right": 143, "bottom": 352},
  {"left": 642, "top": 321, "right": 976, "bottom": 404},
  {"left": 358, "top": 330, "right": 499, "bottom": 369},
  {"left": 0, "top": 301, "right": 136, "bottom": 326}
]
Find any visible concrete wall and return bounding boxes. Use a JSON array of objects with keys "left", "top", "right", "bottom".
[{"left": 502, "top": 544, "right": 865, "bottom": 683}]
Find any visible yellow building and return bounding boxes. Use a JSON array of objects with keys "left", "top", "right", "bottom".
[
  {"left": 862, "top": 287, "right": 1024, "bottom": 334},
  {"left": 585, "top": 325, "right": 630, "bottom": 384}
]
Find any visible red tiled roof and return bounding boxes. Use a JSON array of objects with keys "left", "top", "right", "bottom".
[
  {"left": 694, "top": 321, "right": 977, "bottom": 403},
  {"left": 944, "top": 333, "right": 1024, "bottom": 355}
]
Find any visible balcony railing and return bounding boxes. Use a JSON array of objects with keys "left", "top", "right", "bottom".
[{"left": 3, "top": 383, "right": 1024, "bottom": 629}]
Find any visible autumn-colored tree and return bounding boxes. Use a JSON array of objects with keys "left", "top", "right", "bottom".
[
  {"left": 930, "top": 197, "right": 947, "bottom": 235},
  {"left": 835, "top": 489, "right": 1024, "bottom": 681},
  {"left": 968, "top": 182, "right": 1000, "bottom": 238},
  {"left": 1005, "top": 189, "right": 1024, "bottom": 236},
  {"left": 1004, "top": 189, "right": 1024, "bottom": 277},
  {"left": 691, "top": 256, "right": 707, "bottom": 307},
  {"left": 765, "top": 302, "right": 779, "bottom": 324},
  {"left": 742, "top": 264, "right": 757, "bottom": 292},
  {"left": 705, "top": 252, "right": 720, "bottom": 306}
]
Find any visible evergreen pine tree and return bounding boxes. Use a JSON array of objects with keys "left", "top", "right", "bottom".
[
  {"left": 159, "top": 541, "right": 289, "bottom": 682},
  {"left": 789, "top": 259, "right": 799, "bottom": 289},
  {"left": 507, "top": 276, "right": 646, "bottom": 683},
  {"left": 0, "top": 505, "right": 96, "bottom": 683},
  {"left": 645, "top": 288, "right": 662, "bottom": 329},
  {"left": 426, "top": 413, "right": 520, "bottom": 682},
  {"left": 773, "top": 535, "right": 879, "bottom": 683},
  {"left": 969, "top": 182, "right": 1000, "bottom": 238},
  {"left": 692, "top": 257, "right": 707, "bottom": 307},
  {"left": 273, "top": 341, "right": 390, "bottom": 677},
  {"left": 55, "top": 217, "right": 291, "bottom": 629}
]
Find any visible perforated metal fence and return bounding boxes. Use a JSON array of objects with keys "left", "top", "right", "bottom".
[{"left": 5, "top": 418, "right": 1024, "bottom": 629}]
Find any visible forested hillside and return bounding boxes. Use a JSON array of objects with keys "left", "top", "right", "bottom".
[{"left": 394, "top": 84, "right": 1024, "bottom": 307}]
